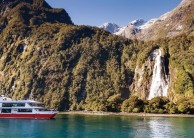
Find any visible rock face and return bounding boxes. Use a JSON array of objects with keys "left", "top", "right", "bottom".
[{"left": 130, "top": 63, "right": 152, "bottom": 100}]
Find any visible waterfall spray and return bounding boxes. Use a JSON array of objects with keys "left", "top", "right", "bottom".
[{"left": 148, "top": 49, "right": 169, "bottom": 100}]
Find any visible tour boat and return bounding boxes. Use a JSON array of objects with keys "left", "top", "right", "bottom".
[{"left": 0, "top": 95, "right": 58, "bottom": 119}]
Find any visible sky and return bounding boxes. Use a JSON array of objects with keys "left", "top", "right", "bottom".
[{"left": 46, "top": 0, "right": 182, "bottom": 27}]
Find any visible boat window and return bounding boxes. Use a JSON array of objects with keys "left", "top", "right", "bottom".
[
  {"left": 28, "top": 103, "right": 44, "bottom": 107},
  {"left": 18, "top": 109, "right": 32, "bottom": 112},
  {"left": 2, "top": 103, "right": 25, "bottom": 107},
  {"left": 38, "top": 109, "right": 51, "bottom": 111},
  {"left": 1, "top": 109, "right": 11, "bottom": 113}
]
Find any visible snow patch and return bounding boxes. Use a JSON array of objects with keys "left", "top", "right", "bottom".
[
  {"left": 139, "top": 19, "right": 157, "bottom": 29},
  {"left": 159, "top": 12, "right": 170, "bottom": 21},
  {"left": 114, "top": 26, "right": 127, "bottom": 35},
  {"left": 99, "top": 23, "right": 120, "bottom": 34},
  {"left": 99, "top": 10, "right": 171, "bottom": 36},
  {"left": 176, "top": 25, "right": 183, "bottom": 31},
  {"left": 129, "top": 19, "right": 146, "bottom": 27}
]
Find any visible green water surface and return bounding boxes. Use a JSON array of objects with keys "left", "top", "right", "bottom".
[{"left": 0, "top": 115, "right": 194, "bottom": 138}]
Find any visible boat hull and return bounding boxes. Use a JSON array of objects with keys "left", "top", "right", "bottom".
[{"left": 0, "top": 113, "right": 57, "bottom": 119}]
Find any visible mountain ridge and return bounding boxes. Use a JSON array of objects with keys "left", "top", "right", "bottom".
[
  {"left": 0, "top": 0, "right": 73, "bottom": 30},
  {"left": 99, "top": 22, "right": 120, "bottom": 34},
  {"left": 100, "top": 0, "right": 194, "bottom": 41},
  {"left": 99, "top": 19, "right": 147, "bottom": 37}
]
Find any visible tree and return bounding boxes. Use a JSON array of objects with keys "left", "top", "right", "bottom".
[{"left": 121, "top": 96, "right": 143, "bottom": 113}]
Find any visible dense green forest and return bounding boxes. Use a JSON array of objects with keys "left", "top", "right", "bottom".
[{"left": 0, "top": 0, "right": 193, "bottom": 113}]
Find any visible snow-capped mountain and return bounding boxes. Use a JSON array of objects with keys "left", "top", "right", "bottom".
[
  {"left": 129, "top": 19, "right": 146, "bottom": 28},
  {"left": 138, "top": 19, "right": 157, "bottom": 30},
  {"left": 100, "top": 19, "right": 147, "bottom": 36},
  {"left": 100, "top": 0, "right": 194, "bottom": 41},
  {"left": 114, "top": 19, "right": 147, "bottom": 38},
  {"left": 99, "top": 23, "right": 120, "bottom": 34}
]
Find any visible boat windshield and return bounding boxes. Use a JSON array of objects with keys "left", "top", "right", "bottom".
[{"left": 28, "top": 103, "right": 44, "bottom": 107}]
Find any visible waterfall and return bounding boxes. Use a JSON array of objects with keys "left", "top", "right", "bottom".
[{"left": 148, "top": 49, "right": 169, "bottom": 100}]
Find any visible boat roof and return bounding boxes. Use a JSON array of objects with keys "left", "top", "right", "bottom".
[
  {"left": 0, "top": 95, "right": 42, "bottom": 103},
  {"left": 0, "top": 100, "right": 43, "bottom": 104}
]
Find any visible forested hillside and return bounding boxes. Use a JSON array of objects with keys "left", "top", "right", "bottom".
[{"left": 0, "top": 0, "right": 193, "bottom": 113}]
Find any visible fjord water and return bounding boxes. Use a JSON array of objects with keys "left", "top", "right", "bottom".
[{"left": 0, "top": 115, "right": 194, "bottom": 138}]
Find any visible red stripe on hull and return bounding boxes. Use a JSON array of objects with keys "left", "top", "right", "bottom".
[{"left": 0, "top": 114, "right": 57, "bottom": 119}]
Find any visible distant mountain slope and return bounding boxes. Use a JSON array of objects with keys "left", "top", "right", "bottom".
[
  {"left": 100, "top": 19, "right": 147, "bottom": 38},
  {"left": 99, "top": 0, "right": 194, "bottom": 41},
  {"left": 99, "top": 23, "right": 120, "bottom": 33},
  {"left": 117, "top": 0, "right": 194, "bottom": 40},
  {"left": 0, "top": 0, "right": 73, "bottom": 30},
  {"left": 114, "top": 19, "right": 147, "bottom": 39}
]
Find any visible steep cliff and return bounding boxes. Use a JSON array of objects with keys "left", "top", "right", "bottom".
[
  {"left": 130, "top": 36, "right": 194, "bottom": 103},
  {"left": 130, "top": 48, "right": 169, "bottom": 100}
]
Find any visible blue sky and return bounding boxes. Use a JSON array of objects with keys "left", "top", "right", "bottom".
[{"left": 46, "top": 0, "right": 182, "bottom": 26}]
